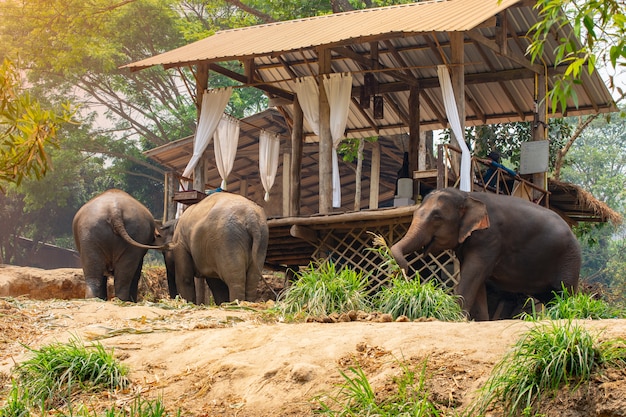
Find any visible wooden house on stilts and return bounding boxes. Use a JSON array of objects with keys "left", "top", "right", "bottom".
[{"left": 124, "top": 0, "right": 621, "bottom": 317}]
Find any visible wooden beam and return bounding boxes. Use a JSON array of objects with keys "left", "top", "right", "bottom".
[
  {"left": 208, "top": 63, "right": 294, "bottom": 101},
  {"left": 290, "top": 96, "right": 304, "bottom": 216},
  {"left": 466, "top": 29, "right": 542, "bottom": 73},
  {"left": 369, "top": 141, "right": 380, "bottom": 209}
]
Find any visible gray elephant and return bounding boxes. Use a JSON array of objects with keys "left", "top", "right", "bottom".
[
  {"left": 73, "top": 189, "right": 169, "bottom": 302},
  {"left": 390, "top": 188, "right": 581, "bottom": 321},
  {"left": 165, "top": 191, "right": 269, "bottom": 305}
]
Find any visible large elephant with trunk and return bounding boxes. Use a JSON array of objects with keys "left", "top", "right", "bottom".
[
  {"left": 163, "top": 192, "right": 268, "bottom": 305},
  {"left": 390, "top": 188, "right": 581, "bottom": 321},
  {"left": 73, "top": 189, "right": 170, "bottom": 302}
]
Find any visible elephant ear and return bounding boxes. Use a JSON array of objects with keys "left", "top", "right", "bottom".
[{"left": 458, "top": 196, "right": 490, "bottom": 243}]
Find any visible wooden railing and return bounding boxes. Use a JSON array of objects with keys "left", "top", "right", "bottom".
[{"left": 435, "top": 144, "right": 549, "bottom": 207}]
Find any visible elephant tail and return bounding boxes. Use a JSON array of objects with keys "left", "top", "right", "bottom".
[
  {"left": 251, "top": 223, "right": 269, "bottom": 272},
  {"left": 109, "top": 216, "right": 173, "bottom": 251}
]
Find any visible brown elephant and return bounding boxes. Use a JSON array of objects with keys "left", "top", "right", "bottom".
[
  {"left": 164, "top": 192, "right": 268, "bottom": 305},
  {"left": 390, "top": 188, "right": 581, "bottom": 321},
  {"left": 72, "top": 189, "right": 169, "bottom": 301}
]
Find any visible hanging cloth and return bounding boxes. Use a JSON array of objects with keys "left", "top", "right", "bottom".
[
  {"left": 293, "top": 76, "right": 320, "bottom": 136},
  {"left": 436, "top": 65, "right": 471, "bottom": 192},
  {"left": 323, "top": 73, "right": 353, "bottom": 208},
  {"left": 295, "top": 74, "right": 353, "bottom": 208},
  {"left": 259, "top": 130, "right": 280, "bottom": 201},
  {"left": 182, "top": 87, "right": 232, "bottom": 179},
  {"left": 214, "top": 114, "right": 240, "bottom": 190}
]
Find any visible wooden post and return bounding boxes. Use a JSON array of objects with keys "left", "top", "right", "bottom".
[
  {"left": 290, "top": 96, "right": 304, "bottom": 216},
  {"left": 193, "top": 63, "right": 210, "bottom": 192},
  {"left": 532, "top": 71, "right": 548, "bottom": 200},
  {"left": 318, "top": 47, "right": 333, "bottom": 214},
  {"left": 369, "top": 141, "right": 380, "bottom": 209},
  {"left": 449, "top": 32, "right": 465, "bottom": 176},
  {"left": 164, "top": 171, "right": 177, "bottom": 221},
  {"left": 409, "top": 85, "right": 420, "bottom": 198},
  {"left": 239, "top": 177, "right": 248, "bottom": 198},
  {"left": 282, "top": 150, "right": 291, "bottom": 216}
]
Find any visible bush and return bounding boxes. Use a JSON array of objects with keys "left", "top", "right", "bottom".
[
  {"left": 374, "top": 276, "right": 465, "bottom": 322},
  {"left": 278, "top": 261, "right": 371, "bottom": 318}
]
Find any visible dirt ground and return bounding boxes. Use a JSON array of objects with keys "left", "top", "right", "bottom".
[{"left": 1, "top": 266, "right": 626, "bottom": 416}]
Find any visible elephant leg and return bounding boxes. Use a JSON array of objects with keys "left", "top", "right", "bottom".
[
  {"left": 195, "top": 277, "right": 211, "bottom": 305},
  {"left": 455, "top": 258, "right": 492, "bottom": 320},
  {"left": 468, "top": 283, "right": 489, "bottom": 321},
  {"left": 82, "top": 255, "right": 108, "bottom": 300},
  {"left": 206, "top": 278, "right": 229, "bottom": 305},
  {"left": 113, "top": 253, "right": 144, "bottom": 302},
  {"left": 174, "top": 249, "right": 196, "bottom": 303},
  {"left": 128, "top": 260, "right": 143, "bottom": 302},
  {"left": 245, "top": 264, "right": 262, "bottom": 302}
]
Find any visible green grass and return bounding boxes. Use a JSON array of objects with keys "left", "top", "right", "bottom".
[
  {"left": 521, "top": 285, "right": 626, "bottom": 321},
  {"left": 277, "top": 261, "right": 372, "bottom": 318},
  {"left": 0, "top": 338, "right": 181, "bottom": 417},
  {"left": 3, "top": 337, "right": 128, "bottom": 414},
  {"left": 373, "top": 276, "right": 465, "bottom": 322},
  {"left": 468, "top": 320, "right": 626, "bottom": 416},
  {"left": 317, "top": 360, "right": 440, "bottom": 417}
]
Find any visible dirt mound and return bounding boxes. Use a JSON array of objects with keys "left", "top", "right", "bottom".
[{"left": 1, "top": 266, "right": 626, "bottom": 416}]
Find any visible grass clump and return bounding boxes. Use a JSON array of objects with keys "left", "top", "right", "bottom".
[
  {"left": 4, "top": 337, "right": 128, "bottom": 414},
  {"left": 522, "top": 285, "right": 625, "bottom": 321},
  {"left": 278, "top": 261, "right": 371, "bottom": 318},
  {"left": 469, "top": 320, "right": 626, "bottom": 416},
  {"left": 318, "top": 360, "right": 440, "bottom": 416},
  {"left": 374, "top": 276, "right": 464, "bottom": 322}
]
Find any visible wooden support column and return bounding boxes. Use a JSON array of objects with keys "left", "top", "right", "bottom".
[
  {"left": 409, "top": 85, "right": 420, "bottom": 196},
  {"left": 239, "top": 177, "right": 248, "bottom": 197},
  {"left": 449, "top": 32, "right": 465, "bottom": 175},
  {"left": 532, "top": 71, "right": 548, "bottom": 199},
  {"left": 369, "top": 141, "right": 380, "bottom": 209},
  {"left": 318, "top": 47, "right": 333, "bottom": 214},
  {"left": 164, "top": 171, "right": 177, "bottom": 221},
  {"left": 193, "top": 63, "right": 210, "bottom": 192},
  {"left": 290, "top": 96, "right": 304, "bottom": 216},
  {"left": 282, "top": 150, "right": 291, "bottom": 217}
]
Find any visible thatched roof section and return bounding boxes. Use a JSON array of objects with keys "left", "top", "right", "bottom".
[{"left": 548, "top": 179, "right": 622, "bottom": 226}]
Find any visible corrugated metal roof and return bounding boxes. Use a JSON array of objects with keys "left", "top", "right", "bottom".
[
  {"left": 124, "top": 0, "right": 521, "bottom": 71},
  {"left": 123, "top": 0, "right": 616, "bottom": 142}
]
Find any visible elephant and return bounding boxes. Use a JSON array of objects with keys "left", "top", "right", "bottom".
[
  {"left": 390, "top": 188, "right": 581, "bottom": 321},
  {"left": 72, "top": 189, "right": 170, "bottom": 302},
  {"left": 163, "top": 191, "right": 269, "bottom": 305}
]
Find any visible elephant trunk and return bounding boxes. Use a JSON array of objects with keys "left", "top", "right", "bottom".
[{"left": 390, "top": 217, "right": 431, "bottom": 275}]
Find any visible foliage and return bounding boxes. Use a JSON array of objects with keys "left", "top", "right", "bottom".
[
  {"left": 317, "top": 360, "right": 440, "bottom": 417},
  {"left": 525, "top": 0, "right": 626, "bottom": 113},
  {"left": 441, "top": 118, "right": 572, "bottom": 172},
  {"left": 468, "top": 320, "right": 626, "bottom": 417},
  {"left": 277, "top": 261, "right": 371, "bottom": 318},
  {"left": 520, "top": 285, "right": 625, "bottom": 320},
  {"left": 561, "top": 112, "right": 626, "bottom": 292},
  {"left": 8, "top": 337, "right": 128, "bottom": 413},
  {"left": 374, "top": 276, "right": 465, "bottom": 322},
  {"left": 0, "top": 58, "right": 75, "bottom": 190},
  {"left": 366, "top": 232, "right": 465, "bottom": 321}
]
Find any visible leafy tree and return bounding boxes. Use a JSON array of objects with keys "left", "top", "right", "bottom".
[
  {"left": 559, "top": 112, "right": 626, "bottom": 294},
  {"left": 525, "top": 0, "right": 626, "bottom": 112},
  {"left": 0, "top": 58, "right": 75, "bottom": 190}
]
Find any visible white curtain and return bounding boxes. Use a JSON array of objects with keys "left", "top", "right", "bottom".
[
  {"left": 437, "top": 65, "right": 471, "bottom": 192},
  {"left": 259, "top": 130, "right": 280, "bottom": 201},
  {"left": 182, "top": 87, "right": 232, "bottom": 179},
  {"left": 294, "top": 76, "right": 320, "bottom": 136},
  {"left": 323, "top": 73, "right": 353, "bottom": 207},
  {"left": 295, "top": 74, "right": 353, "bottom": 208},
  {"left": 214, "top": 114, "right": 240, "bottom": 190}
]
